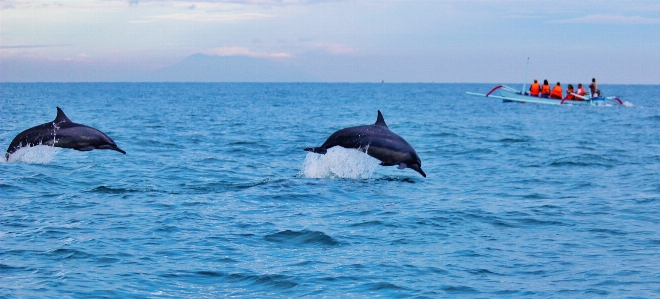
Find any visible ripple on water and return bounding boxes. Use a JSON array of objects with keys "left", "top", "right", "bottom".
[
  {"left": 45, "top": 248, "right": 93, "bottom": 260},
  {"left": 174, "top": 270, "right": 299, "bottom": 289},
  {"left": 2, "top": 83, "right": 659, "bottom": 298}
]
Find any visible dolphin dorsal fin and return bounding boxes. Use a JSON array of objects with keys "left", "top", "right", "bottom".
[
  {"left": 374, "top": 110, "right": 388, "bottom": 127},
  {"left": 54, "top": 107, "right": 72, "bottom": 123}
]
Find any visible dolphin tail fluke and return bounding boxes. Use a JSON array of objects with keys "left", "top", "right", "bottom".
[{"left": 304, "top": 147, "right": 327, "bottom": 154}]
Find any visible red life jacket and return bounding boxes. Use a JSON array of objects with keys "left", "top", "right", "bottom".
[{"left": 577, "top": 87, "right": 585, "bottom": 96}]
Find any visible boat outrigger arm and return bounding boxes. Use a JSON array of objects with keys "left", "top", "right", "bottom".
[
  {"left": 466, "top": 85, "right": 624, "bottom": 106},
  {"left": 565, "top": 92, "right": 623, "bottom": 105}
]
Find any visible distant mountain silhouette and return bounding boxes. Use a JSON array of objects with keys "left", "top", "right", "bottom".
[
  {"left": 144, "top": 54, "right": 318, "bottom": 82},
  {"left": 0, "top": 54, "right": 319, "bottom": 82}
]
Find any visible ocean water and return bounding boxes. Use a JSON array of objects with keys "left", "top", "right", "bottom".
[{"left": 1, "top": 83, "right": 659, "bottom": 298}]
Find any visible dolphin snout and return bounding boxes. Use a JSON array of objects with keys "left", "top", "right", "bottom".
[
  {"left": 408, "top": 164, "right": 426, "bottom": 177},
  {"left": 97, "top": 144, "right": 126, "bottom": 154},
  {"left": 113, "top": 146, "right": 127, "bottom": 154}
]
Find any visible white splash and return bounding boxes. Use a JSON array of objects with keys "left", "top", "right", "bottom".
[
  {"left": 299, "top": 147, "right": 380, "bottom": 179},
  {"left": 623, "top": 101, "right": 634, "bottom": 107},
  {"left": 5, "top": 145, "right": 61, "bottom": 164}
]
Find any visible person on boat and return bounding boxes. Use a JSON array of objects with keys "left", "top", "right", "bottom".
[
  {"left": 589, "top": 78, "right": 598, "bottom": 98},
  {"left": 540, "top": 80, "right": 551, "bottom": 98},
  {"left": 563, "top": 84, "right": 575, "bottom": 100},
  {"left": 529, "top": 79, "right": 541, "bottom": 97},
  {"left": 573, "top": 83, "right": 586, "bottom": 100},
  {"left": 577, "top": 83, "right": 586, "bottom": 97},
  {"left": 550, "top": 82, "right": 562, "bottom": 99}
]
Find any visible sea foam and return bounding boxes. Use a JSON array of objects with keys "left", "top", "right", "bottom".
[
  {"left": 299, "top": 147, "right": 379, "bottom": 179},
  {"left": 5, "top": 145, "right": 61, "bottom": 164}
]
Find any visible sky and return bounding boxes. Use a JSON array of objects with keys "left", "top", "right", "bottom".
[{"left": 1, "top": 0, "right": 659, "bottom": 83}]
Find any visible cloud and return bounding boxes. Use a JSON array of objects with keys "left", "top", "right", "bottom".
[
  {"left": 147, "top": 12, "right": 272, "bottom": 22},
  {"left": 0, "top": 44, "right": 69, "bottom": 49},
  {"left": 314, "top": 43, "right": 358, "bottom": 55},
  {"left": 551, "top": 14, "right": 660, "bottom": 24},
  {"left": 126, "top": 0, "right": 342, "bottom": 6},
  {"left": 203, "top": 46, "right": 291, "bottom": 58}
]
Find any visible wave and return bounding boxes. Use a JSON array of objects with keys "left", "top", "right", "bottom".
[
  {"left": 548, "top": 154, "right": 621, "bottom": 168},
  {"left": 364, "top": 282, "right": 408, "bottom": 291},
  {"left": 186, "top": 178, "right": 291, "bottom": 194},
  {"left": 587, "top": 228, "right": 627, "bottom": 236},
  {"left": 497, "top": 137, "right": 531, "bottom": 144},
  {"left": 46, "top": 248, "right": 93, "bottom": 260},
  {"left": 232, "top": 178, "right": 289, "bottom": 190},
  {"left": 264, "top": 230, "right": 340, "bottom": 247},
  {"left": 181, "top": 271, "right": 298, "bottom": 289},
  {"left": 0, "top": 263, "right": 27, "bottom": 273},
  {"left": 298, "top": 147, "right": 379, "bottom": 179},
  {"left": 349, "top": 220, "right": 387, "bottom": 227},
  {"left": 441, "top": 285, "right": 480, "bottom": 294},
  {"left": 514, "top": 218, "right": 568, "bottom": 227},
  {"left": 375, "top": 177, "right": 416, "bottom": 183},
  {"left": 86, "top": 185, "right": 171, "bottom": 195}
]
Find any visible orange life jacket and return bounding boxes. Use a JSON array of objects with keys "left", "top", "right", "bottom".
[
  {"left": 530, "top": 83, "right": 540, "bottom": 96},
  {"left": 551, "top": 85, "right": 562, "bottom": 99},
  {"left": 541, "top": 84, "right": 550, "bottom": 95},
  {"left": 577, "top": 87, "right": 585, "bottom": 96}
]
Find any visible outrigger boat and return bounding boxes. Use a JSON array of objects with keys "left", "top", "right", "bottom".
[
  {"left": 467, "top": 58, "right": 624, "bottom": 106},
  {"left": 466, "top": 85, "right": 624, "bottom": 106},
  {"left": 467, "top": 85, "right": 624, "bottom": 106}
]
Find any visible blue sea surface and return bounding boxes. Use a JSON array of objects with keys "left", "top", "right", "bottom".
[{"left": 1, "top": 83, "right": 659, "bottom": 298}]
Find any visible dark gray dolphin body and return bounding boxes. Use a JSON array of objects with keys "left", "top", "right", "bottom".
[
  {"left": 304, "top": 110, "right": 426, "bottom": 177},
  {"left": 5, "top": 107, "right": 126, "bottom": 161}
]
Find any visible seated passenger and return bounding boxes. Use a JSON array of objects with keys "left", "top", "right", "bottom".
[
  {"left": 529, "top": 79, "right": 541, "bottom": 97},
  {"left": 563, "top": 84, "right": 575, "bottom": 100},
  {"left": 540, "top": 80, "right": 551, "bottom": 98},
  {"left": 550, "top": 82, "right": 562, "bottom": 99},
  {"left": 577, "top": 83, "right": 586, "bottom": 97}
]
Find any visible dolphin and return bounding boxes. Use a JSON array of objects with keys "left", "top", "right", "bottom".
[
  {"left": 304, "top": 110, "right": 426, "bottom": 177},
  {"left": 5, "top": 107, "right": 126, "bottom": 161}
]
